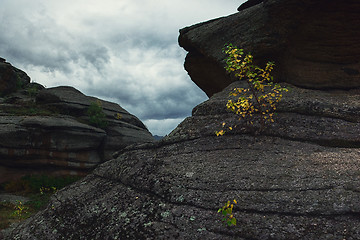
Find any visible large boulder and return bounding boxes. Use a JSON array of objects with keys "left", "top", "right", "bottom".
[
  {"left": 0, "top": 64, "right": 154, "bottom": 184},
  {"left": 3, "top": 82, "right": 359, "bottom": 239},
  {"left": 36, "top": 86, "right": 155, "bottom": 160},
  {"left": 179, "top": 0, "right": 360, "bottom": 97}
]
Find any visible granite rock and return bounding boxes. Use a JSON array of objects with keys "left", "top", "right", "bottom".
[{"left": 179, "top": 0, "right": 360, "bottom": 97}]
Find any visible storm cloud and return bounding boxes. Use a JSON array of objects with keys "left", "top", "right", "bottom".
[{"left": 0, "top": 0, "right": 243, "bottom": 135}]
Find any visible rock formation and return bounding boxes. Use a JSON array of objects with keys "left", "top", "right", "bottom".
[
  {"left": 237, "top": 0, "right": 264, "bottom": 11},
  {"left": 3, "top": 80, "right": 360, "bottom": 239},
  {"left": 179, "top": 0, "right": 360, "bottom": 97},
  {"left": 2, "top": 0, "right": 360, "bottom": 239},
  {"left": 0, "top": 58, "right": 30, "bottom": 96},
  {"left": 0, "top": 59, "right": 154, "bottom": 183}
]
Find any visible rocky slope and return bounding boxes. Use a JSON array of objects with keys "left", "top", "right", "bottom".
[
  {"left": 3, "top": 81, "right": 359, "bottom": 240},
  {"left": 0, "top": 59, "right": 154, "bottom": 183},
  {"left": 2, "top": 0, "right": 360, "bottom": 239}
]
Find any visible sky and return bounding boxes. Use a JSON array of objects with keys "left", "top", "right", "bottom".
[{"left": 0, "top": 0, "right": 244, "bottom": 136}]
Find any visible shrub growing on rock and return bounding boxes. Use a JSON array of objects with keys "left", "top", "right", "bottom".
[
  {"left": 218, "top": 199, "right": 237, "bottom": 226},
  {"left": 216, "top": 45, "right": 288, "bottom": 225},
  {"left": 87, "top": 100, "right": 108, "bottom": 129},
  {"left": 216, "top": 44, "right": 288, "bottom": 136}
]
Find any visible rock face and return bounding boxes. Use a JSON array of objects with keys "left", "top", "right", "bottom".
[
  {"left": 179, "top": 0, "right": 360, "bottom": 97},
  {"left": 237, "top": 0, "right": 264, "bottom": 11},
  {"left": 0, "top": 60, "right": 154, "bottom": 183},
  {"left": 0, "top": 58, "right": 30, "bottom": 96},
  {"left": 3, "top": 1, "right": 360, "bottom": 239},
  {"left": 35, "top": 86, "right": 154, "bottom": 160},
  {"left": 3, "top": 82, "right": 359, "bottom": 239}
]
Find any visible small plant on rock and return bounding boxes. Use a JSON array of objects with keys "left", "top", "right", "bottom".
[
  {"left": 0, "top": 175, "right": 82, "bottom": 230},
  {"left": 15, "top": 76, "right": 26, "bottom": 90},
  {"left": 218, "top": 199, "right": 237, "bottom": 226},
  {"left": 215, "top": 44, "right": 288, "bottom": 136},
  {"left": 115, "top": 112, "right": 122, "bottom": 120},
  {"left": 26, "top": 85, "right": 39, "bottom": 99},
  {"left": 39, "top": 186, "right": 57, "bottom": 195},
  {"left": 12, "top": 201, "right": 29, "bottom": 219},
  {"left": 87, "top": 100, "right": 108, "bottom": 129}
]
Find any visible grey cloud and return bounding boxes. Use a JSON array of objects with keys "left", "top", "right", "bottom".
[
  {"left": 85, "top": 68, "right": 206, "bottom": 120},
  {"left": 77, "top": 45, "right": 110, "bottom": 73},
  {"left": 144, "top": 118, "right": 185, "bottom": 136},
  {"left": 0, "top": 2, "right": 111, "bottom": 74},
  {"left": 0, "top": 0, "right": 242, "bottom": 135}
]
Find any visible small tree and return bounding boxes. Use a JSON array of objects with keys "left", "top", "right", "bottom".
[
  {"left": 216, "top": 44, "right": 288, "bottom": 136},
  {"left": 218, "top": 199, "right": 237, "bottom": 226},
  {"left": 216, "top": 45, "right": 288, "bottom": 226},
  {"left": 87, "top": 100, "right": 108, "bottom": 129}
]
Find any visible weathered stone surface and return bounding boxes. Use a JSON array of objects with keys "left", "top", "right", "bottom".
[
  {"left": 36, "top": 86, "right": 154, "bottom": 160},
  {"left": 0, "top": 115, "right": 105, "bottom": 183},
  {"left": 0, "top": 59, "right": 30, "bottom": 96},
  {"left": 0, "top": 194, "right": 30, "bottom": 204},
  {"left": 0, "top": 63, "right": 154, "bottom": 184},
  {"left": 3, "top": 82, "right": 359, "bottom": 239},
  {"left": 1, "top": 115, "right": 105, "bottom": 152},
  {"left": 179, "top": 0, "right": 360, "bottom": 97},
  {"left": 36, "top": 86, "right": 147, "bottom": 128},
  {"left": 3, "top": 1, "right": 360, "bottom": 238},
  {"left": 237, "top": 0, "right": 264, "bottom": 11}
]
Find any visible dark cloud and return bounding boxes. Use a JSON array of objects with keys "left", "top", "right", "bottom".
[
  {"left": 0, "top": 0, "right": 243, "bottom": 135},
  {"left": 93, "top": 83, "right": 205, "bottom": 120},
  {"left": 84, "top": 43, "right": 206, "bottom": 122}
]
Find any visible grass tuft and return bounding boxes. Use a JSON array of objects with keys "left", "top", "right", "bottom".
[{"left": 0, "top": 174, "right": 82, "bottom": 230}]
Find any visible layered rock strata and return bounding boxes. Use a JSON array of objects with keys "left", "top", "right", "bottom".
[
  {"left": 179, "top": 0, "right": 360, "bottom": 97},
  {"left": 0, "top": 60, "right": 154, "bottom": 183},
  {"left": 3, "top": 0, "right": 360, "bottom": 238},
  {"left": 3, "top": 82, "right": 359, "bottom": 239}
]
